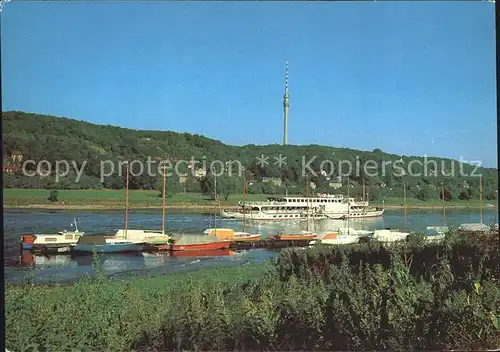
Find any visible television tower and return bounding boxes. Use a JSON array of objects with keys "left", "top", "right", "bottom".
[{"left": 283, "top": 60, "right": 290, "bottom": 145}]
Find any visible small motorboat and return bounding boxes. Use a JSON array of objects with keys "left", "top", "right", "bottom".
[
  {"left": 203, "top": 228, "right": 261, "bottom": 242},
  {"left": 309, "top": 231, "right": 360, "bottom": 246},
  {"left": 71, "top": 236, "right": 145, "bottom": 253},
  {"left": 372, "top": 229, "right": 409, "bottom": 243},
  {"left": 20, "top": 218, "right": 84, "bottom": 252},
  {"left": 270, "top": 231, "right": 317, "bottom": 241},
  {"left": 425, "top": 225, "right": 449, "bottom": 235},
  {"left": 169, "top": 234, "right": 230, "bottom": 251},
  {"left": 458, "top": 223, "right": 491, "bottom": 233},
  {"left": 335, "top": 227, "right": 374, "bottom": 237},
  {"left": 421, "top": 228, "right": 446, "bottom": 243}
]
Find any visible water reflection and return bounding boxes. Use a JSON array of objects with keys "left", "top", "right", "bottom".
[{"left": 222, "top": 216, "right": 385, "bottom": 235}]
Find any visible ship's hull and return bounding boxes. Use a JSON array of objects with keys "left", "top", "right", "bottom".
[
  {"left": 170, "top": 241, "right": 230, "bottom": 251},
  {"left": 231, "top": 234, "right": 261, "bottom": 242},
  {"left": 221, "top": 208, "right": 384, "bottom": 221},
  {"left": 171, "top": 249, "right": 234, "bottom": 257},
  {"left": 72, "top": 243, "right": 145, "bottom": 253},
  {"left": 31, "top": 245, "right": 73, "bottom": 253},
  {"left": 325, "top": 209, "right": 385, "bottom": 219},
  {"left": 310, "top": 236, "right": 360, "bottom": 246}
]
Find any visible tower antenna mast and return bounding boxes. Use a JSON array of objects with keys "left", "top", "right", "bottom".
[{"left": 283, "top": 60, "right": 290, "bottom": 145}]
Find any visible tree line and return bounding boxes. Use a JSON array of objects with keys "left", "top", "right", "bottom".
[{"left": 3, "top": 111, "right": 498, "bottom": 201}]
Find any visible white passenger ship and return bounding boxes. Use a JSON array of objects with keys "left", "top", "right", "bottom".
[{"left": 220, "top": 194, "right": 384, "bottom": 221}]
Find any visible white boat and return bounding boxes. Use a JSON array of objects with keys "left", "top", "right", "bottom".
[
  {"left": 425, "top": 225, "right": 449, "bottom": 234},
  {"left": 373, "top": 229, "right": 409, "bottom": 242},
  {"left": 113, "top": 160, "right": 170, "bottom": 246},
  {"left": 457, "top": 178, "right": 494, "bottom": 234},
  {"left": 414, "top": 226, "right": 448, "bottom": 243},
  {"left": 310, "top": 231, "right": 360, "bottom": 246},
  {"left": 220, "top": 193, "right": 384, "bottom": 221},
  {"left": 458, "top": 223, "right": 491, "bottom": 233},
  {"left": 114, "top": 229, "right": 170, "bottom": 245},
  {"left": 335, "top": 227, "right": 374, "bottom": 237},
  {"left": 418, "top": 229, "right": 446, "bottom": 243},
  {"left": 220, "top": 206, "right": 327, "bottom": 221},
  {"left": 203, "top": 173, "right": 262, "bottom": 243},
  {"left": 72, "top": 236, "right": 145, "bottom": 253},
  {"left": 21, "top": 218, "right": 84, "bottom": 252}
]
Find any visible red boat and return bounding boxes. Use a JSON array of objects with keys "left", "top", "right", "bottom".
[
  {"left": 171, "top": 249, "right": 234, "bottom": 257},
  {"left": 170, "top": 241, "right": 230, "bottom": 251},
  {"left": 169, "top": 234, "right": 230, "bottom": 251}
]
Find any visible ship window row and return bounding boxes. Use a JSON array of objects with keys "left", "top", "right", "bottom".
[
  {"left": 288, "top": 199, "right": 343, "bottom": 203},
  {"left": 262, "top": 207, "right": 307, "bottom": 211},
  {"left": 272, "top": 215, "right": 301, "bottom": 218}
]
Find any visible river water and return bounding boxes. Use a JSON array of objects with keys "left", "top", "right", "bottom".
[{"left": 4, "top": 208, "right": 497, "bottom": 284}]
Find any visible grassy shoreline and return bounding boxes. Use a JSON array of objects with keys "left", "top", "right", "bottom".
[{"left": 3, "top": 188, "right": 497, "bottom": 212}]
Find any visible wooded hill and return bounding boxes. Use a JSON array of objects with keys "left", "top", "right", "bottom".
[{"left": 2, "top": 111, "right": 498, "bottom": 201}]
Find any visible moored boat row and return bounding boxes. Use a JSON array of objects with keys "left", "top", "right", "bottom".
[{"left": 19, "top": 167, "right": 497, "bottom": 256}]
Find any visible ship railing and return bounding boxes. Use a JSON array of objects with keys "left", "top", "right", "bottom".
[
  {"left": 238, "top": 201, "right": 288, "bottom": 206},
  {"left": 350, "top": 201, "right": 369, "bottom": 206}
]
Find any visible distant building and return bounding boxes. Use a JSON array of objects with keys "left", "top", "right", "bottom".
[
  {"left": 194, "top": 168, "right": 207, "bottom": 178},
  {"left": 262, "top": 177, "right": 282, "bottom": 186},
  {"left": 11, "top": 151, "right": 23, "bottom": 165},
  {"left": 3, "top": 151, "right": 23, "bottom": 174},
  {"left": 2, "top": 165, "right": 18, "bottom": 174},
  {"left": 328, "top": 182, "right": 342, "bottom": 189},
  {"left": 179, "top": 175, "right": 188, "bottom": 185}
]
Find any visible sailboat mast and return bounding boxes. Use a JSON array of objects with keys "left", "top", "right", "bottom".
[
  {"left": 306, "top": 175, "right": 310, "bottom": 231},
  {"left": 441, "top": 182, "right": 446, "bottom": 226},
  {"left": 347, "top": 176, "right": 350, "bottom": 234},
  {"left": 362, "top": 179, "right": 365, "bottom": 202},
  {"left": 403, "top": 180, "right": 407, "bottom": 227},
  {"left": 242, "top": 168, "right": 246, "bottom": 231},
  {"left": 124, "top": 162, "right": 129, "bottom": 239},
  {"left": 213, "top": 169, "right": 217, "bottom": 232},
  {"left": 161, "top": 158, "right": 167, "bottom": 235},
  {"left": 480, "top": 175, "right": 483, "bottom": 224}
]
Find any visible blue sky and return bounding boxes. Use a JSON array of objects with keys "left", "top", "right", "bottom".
[{"left": 2, "top": 2, "right": 497, "bottom": 167}]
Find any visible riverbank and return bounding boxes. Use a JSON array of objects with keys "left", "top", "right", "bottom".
[
  {"left": 3, "top": 188, "right": 497, "bottom": 212},
  {"left": 6, "top": 231, "right": 500, "bottom": 351}
]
